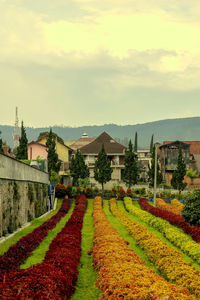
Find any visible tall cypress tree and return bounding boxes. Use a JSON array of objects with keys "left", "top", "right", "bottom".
[
  {"left": 16, "top": 121, "right": 28, "bottom": 160},
  {"left": 94, "top": 144, "right": 112, "bottom": 191},
  {"left": 148, "top": 145, "right": 162, "bottom": 187},
  {"left": 0, "top": 131, "right": 3, "bottom": 154},
  {"left": 150, "top": 134, "right": 154, "bottom": 154},
  {"left": 171, "top": 145, "right": 187, "bottom": 194},
  {"left": 70, "top": 150, "right": 89, "bottom": 186},
  {"left": 134, "top": 132, "right": 138, "bottom": 152},
  {"left": 123, "top": 140, "right": 138, "bottom": 188},
  {"left": 46, "top": 128, "right": 61, "bottom": 173}
]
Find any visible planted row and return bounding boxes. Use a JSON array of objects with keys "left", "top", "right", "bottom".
[
  {"left": 0, "top": 197, "right": 71, "bottom": 275},
  {"left": 0, "top": 194, "right": 87, "bottom": 299},
  {"left": 156, "top": 198, "right": 183, "bottom": 215},
  {"left": 92, "top": 196, "right": 193, "bottom": 299},
  {"left": 140, "top": 198, "right": 200, "bottom": 243},
  {"left": 110, "top": 198, "right": 200, "bottom": 297},
  {"left": 171, "top": 199, "right": 184, "bottom": 208},
  {"left": 124, "top": 197, "right": 200, "bottom": 265}
]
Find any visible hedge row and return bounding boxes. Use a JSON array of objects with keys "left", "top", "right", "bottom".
[
  {"left": 91, "top": 196, "right": 193, "bottom": 299},
  {"left": 140, "top": 198, "right": 200, "bottom": 243},
  {"left": 0, "top": 195, "right": 87, "bottom": 299},
  {"left": 0, "top": 197, "right": 70, "bottom": 275},
  {"left": 124, "top": 197, "right": 200, "bottom": 264},
  {"left": 110, "top": 198, "right": 200, "bottom": 297}
]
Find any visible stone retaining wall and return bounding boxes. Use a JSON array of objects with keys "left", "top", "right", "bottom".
[{"left": 0, "top": 154, "right": 49, "bottom": 237}]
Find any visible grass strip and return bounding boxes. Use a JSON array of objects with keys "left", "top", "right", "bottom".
[
  {"left": 124, "top": 200, "right": 200, "bottom": 271},
  {"left": 103, "top": 199, "right": 160, "bottom": 275},
  {"left": 0, "top": 199, "right": 63, "bottom": 256},
  {"left": 72, "top": 199, "right": 101, "bottom": 300},
  {"left": 20, "top": 200, "right": 75, "bottom": 269}
]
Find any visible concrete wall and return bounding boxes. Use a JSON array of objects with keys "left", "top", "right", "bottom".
[
  {"left": 0, "top": 154, "right": 49, "bottom": 184},
  {"left": 0, "top": 154, "right": 49, "bottom": 237}
]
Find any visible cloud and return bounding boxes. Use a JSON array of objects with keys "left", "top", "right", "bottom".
[{"left": 1, "top": 0, "right": 200, "bottom": 127}]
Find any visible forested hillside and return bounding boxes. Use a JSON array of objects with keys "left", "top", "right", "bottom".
[{"left": 1, "top": 117, "right": 200, "bottom": 149}]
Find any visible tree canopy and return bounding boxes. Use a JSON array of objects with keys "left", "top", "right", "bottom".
[
  {"left": 16, "top": 121, "right": 28, "bottom": 160},
  {"left": 94, "top": 144, "right": 112, "bottom": 191},
  {"left": 171, "top": 145, "right": 187, "bottom": 193},
  {"left": 69, "top": 150, "right": 89, "bottom": 186},
  {"left": 0, "top": 131, "right": 3, "bottom": 154},
  {"left": 46, "top": 128, "right": 61, "bottom": 173},
  {"left": 134, "top": 132, "right": 138, "bottom": 152},
  {"left": 122, "top": 140, "right": 138, "bottom": 187}
]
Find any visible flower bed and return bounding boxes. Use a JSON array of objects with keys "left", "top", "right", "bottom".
[
  {"left": 92, "top": 196, "right": 193, "bottom": 299},
  {"left": 0, "top": 194, "right": 87, "bottom": 299},
  {"left": 139, "top": 197, "right": 200, "bottom": 243},
  {"left": 110, "top": 198, "right": 200, "bottom": 297},
  {"left": 0, "top": 197, "right": 71, "bottom": 275},
  {"left": 156, "top": 198, "right": 183, "bottom": 215},
  {"left": 171, "top": 199, "right": 184, "bottom": 208},
  {"left": 124, "top": 197, "right": 200, "bottom": 264}
]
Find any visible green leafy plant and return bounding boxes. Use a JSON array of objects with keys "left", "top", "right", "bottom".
[
  {"left": 181, "top": 189, "right": 200, "bottom": 225},
  {"left": 50, "top": 170, "right": 61, "bottom": 184}
]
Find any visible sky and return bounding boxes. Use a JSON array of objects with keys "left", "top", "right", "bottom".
[{"left": 1, "top": 0, "right": 200, "bottom": 127}]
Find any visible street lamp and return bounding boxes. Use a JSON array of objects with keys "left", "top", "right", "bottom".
[{"left": 153, "top": 143, "right": 160, "bottom": 207}]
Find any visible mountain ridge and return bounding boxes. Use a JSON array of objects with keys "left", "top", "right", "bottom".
[{"left": 1, "top": 116, "right": 200, "bottom": 149}]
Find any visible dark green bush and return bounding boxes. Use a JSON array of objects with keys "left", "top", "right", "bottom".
[{"left": 181, "top": 189, "right": 200, "bottom": 225}]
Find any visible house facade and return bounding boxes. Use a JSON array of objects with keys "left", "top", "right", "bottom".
[
  {"left": 137, "top": 149, "right": 151, "bottom": 182},
  {"left": 28, "top": 135, "right": 72, "bottom": 177},
  {"left": 79, "top": 132, "right": 127, "bottom": 184},
  {"left": 159, "top": 140, "right": 200, "bottom": 187},
  {"left": 28, "top": 142, "right": 48, "bottom": 160}
]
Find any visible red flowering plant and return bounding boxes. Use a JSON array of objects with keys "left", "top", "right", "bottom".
[
  {"left": 0, "top": 198, "right": 70, "bottom": 275},
  {"left": 85, "top": 187, "right": 93, "bottom": 198},
  {"left": 0, "top": 195, "right": 87, "bottom": 299},
  {"left": 111, "top": 187, "right": 117, "bottom": 197},
  {"left": 117, "top": 186, "right": 125, "bottom": 200},
  {"left": 126, "top": 188, "right": 133, "bottom": 197},
  {"left": 66, "top": 184, "right": 72, "bottom": 198},
  {"left": 139, "top": 198, "right": 200, "bottom": 243},
  {"left": 55, "top": 184, "right": 67, "bottom": 198}
]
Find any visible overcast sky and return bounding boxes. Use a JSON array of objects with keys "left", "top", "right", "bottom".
[{"left": 1, "top": 0, "right": 200, "bottom": 127}]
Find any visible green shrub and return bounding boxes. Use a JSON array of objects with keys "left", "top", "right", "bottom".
[
  {"left": 159, "top": 183, "right": 171, "bottom": 189},
  {"left": 181, "top": 189, "right": 200, "bottom": 225}
]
